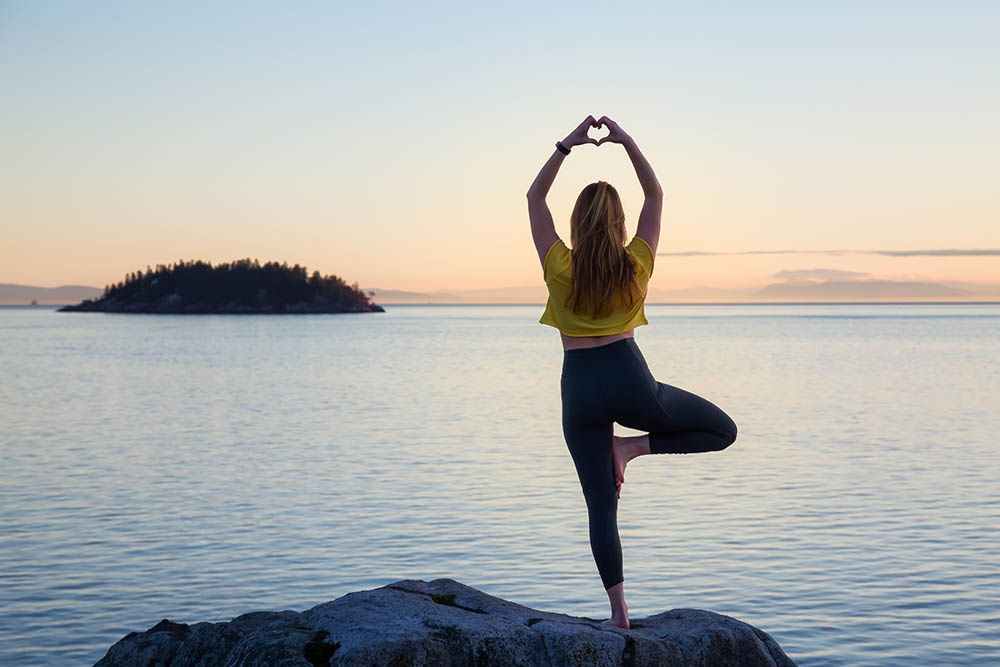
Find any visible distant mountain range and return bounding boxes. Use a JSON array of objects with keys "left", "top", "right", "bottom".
[
  {"left": 4, "top": 279, "right": 999, "bottom": 306},
  {"left": 365, "top": 279, "right": 999, "bottom": 303},
  {"left": 0, "top": 283, "right": 103, "bottom": 305},
  {"left": 756, "top": 279, "right": 970, "bottom": 299}
]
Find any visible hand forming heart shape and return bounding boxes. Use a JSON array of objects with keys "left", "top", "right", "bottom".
[
  {"left": 564, "top": 115, "right": 629, "bottom": 149},
  {"left": 588, "top": 123, "right": 610, "bottom": 144}
]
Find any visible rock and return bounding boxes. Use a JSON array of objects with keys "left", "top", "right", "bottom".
[{"left": 95, "top": 578, "right": 797, "bottom": 666}]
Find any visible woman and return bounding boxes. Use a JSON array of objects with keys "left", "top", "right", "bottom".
[{"left": 526, "top": 115, "right": 738, "bottom": 629}]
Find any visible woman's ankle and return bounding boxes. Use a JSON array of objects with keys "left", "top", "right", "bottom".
[
  {"left": 605, "top": 582, "right": 628, "bottom": 615},
  {"left": 625, "top": 435, "right": 650, "bottom": 460}
]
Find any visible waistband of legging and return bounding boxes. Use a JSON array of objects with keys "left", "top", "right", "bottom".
[{"left": 562, "top": 337, "right": 636, "bottom": 358}]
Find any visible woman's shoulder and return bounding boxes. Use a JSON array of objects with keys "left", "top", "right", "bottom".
[
  {"left": 627, "top": 234, "right": 653, "bottom": 254},
  {"left": 543, "top": 238, "right": 571, "bottom": 282},
  {"left": 626, "top": 235, "right": 655, "bottom": 276}
]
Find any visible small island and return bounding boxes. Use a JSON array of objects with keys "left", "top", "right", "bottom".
[{"left": 58, "top": 258, "right": 384, "bottom": 314}]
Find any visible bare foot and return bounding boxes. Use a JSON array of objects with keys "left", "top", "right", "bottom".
[
  {"left": 604, "top": 582, "right": 630, "bottom": 629},
  {"left": 612, "top": 435, "right": 627, "bottom": 498},
  {"left": 612, "top": 435, "right": 651, "bottom": 498}
]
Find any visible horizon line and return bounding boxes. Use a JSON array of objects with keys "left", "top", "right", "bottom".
[
  {"left": 657, "top": 248, "right": 1000, "bottom": 257},
  {"left": 6, "top": 300, "right": 1000, "bottom": 308}
]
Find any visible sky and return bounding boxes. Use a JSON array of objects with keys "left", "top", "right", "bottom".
[{"left": 2, "top": 1, "right": 998, "bottom": 299}]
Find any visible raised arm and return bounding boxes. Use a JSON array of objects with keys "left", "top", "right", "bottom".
[
  {"left": 527, "top": 116, "right": 599, "bottom": 267},
  {"left": 597, "top": 117, "right": 663, "bottom": 255}
]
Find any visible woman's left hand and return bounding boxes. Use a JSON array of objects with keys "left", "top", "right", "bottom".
[{"left": 563, "top": 115, "right": 600, "bottom": 148}]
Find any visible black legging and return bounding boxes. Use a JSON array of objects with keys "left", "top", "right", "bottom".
[{"left": 560, "top": 337, "right": 738, "bottom": 590}]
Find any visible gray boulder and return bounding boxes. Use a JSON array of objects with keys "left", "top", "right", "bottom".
[{"left": 95, "top": 578, "right": 797, "bottom": 666}]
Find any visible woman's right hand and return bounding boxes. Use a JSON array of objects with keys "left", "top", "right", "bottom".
[{"left": 595, "top": 116, "right": 632, "bottom": 147}]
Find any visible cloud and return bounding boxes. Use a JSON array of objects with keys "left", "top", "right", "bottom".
[
  {"left": 755, "top": 267, "right": 978, "bottom": 299},
  {"left": 875, "top": 249, "right": 1000, "bottom": 257},
  {"left": 772, "top": 268, "right": 869, "bottom": 281},
  {"left": 658, "top": 248, "right": 1000, "bottom": 257}
]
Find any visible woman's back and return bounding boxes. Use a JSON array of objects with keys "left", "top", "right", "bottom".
[{"left": 539, "top": 235, "right": 656, "bottom": 348}]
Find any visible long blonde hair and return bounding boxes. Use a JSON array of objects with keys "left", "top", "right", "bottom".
[{"left": 567, "top": 181, "right": 640, "bottom": 319}]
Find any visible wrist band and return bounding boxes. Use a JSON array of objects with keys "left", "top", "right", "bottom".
[{"left": 555, "top": 141, "right": 570, "bottom": 155}]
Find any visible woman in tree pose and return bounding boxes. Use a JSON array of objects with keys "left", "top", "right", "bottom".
[{"left": 527, "top": 115, "right": 738, "bottom": 629}]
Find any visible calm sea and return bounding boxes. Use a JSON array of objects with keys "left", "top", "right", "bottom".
[{"left": 1, "top": 303, "right": 998, "bottom": 666}]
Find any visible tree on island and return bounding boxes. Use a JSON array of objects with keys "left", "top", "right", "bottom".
[{"left": 58, "top": 258, "right": 384, "bottom": 314}]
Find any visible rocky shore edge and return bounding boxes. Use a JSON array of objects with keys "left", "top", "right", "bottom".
[
  {"left": 58, "top": 294, "right": 384, "bottom": 314},
  {"left": 95, "top": 578, "right": 797, "bottom": 666}
]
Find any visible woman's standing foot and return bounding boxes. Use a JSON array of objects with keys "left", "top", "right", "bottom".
[
  {"left": 601, "top": 615, "right": 630, "bottom": 629},
  {"left": 603, "top": 581, "right": 630, "bottom": 628}
]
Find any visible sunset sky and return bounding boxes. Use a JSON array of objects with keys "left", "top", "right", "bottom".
[{"left": 2, "top": 1, "right": 998, "bottom": 299}]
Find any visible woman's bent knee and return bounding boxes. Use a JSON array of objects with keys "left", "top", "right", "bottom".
[
  {"left": 720, "top": 417, "right": 737, "bottom": 449},
  {"left": 707, "top": 412, "right": 737, "bottom": 451}
]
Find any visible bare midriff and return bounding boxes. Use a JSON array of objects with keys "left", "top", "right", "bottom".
[{"left": 560, "top": 329, "right": 635, "bottom": 351}]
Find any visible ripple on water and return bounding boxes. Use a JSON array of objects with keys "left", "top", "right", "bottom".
[{"left": 0, "top": 304, "right": 998, "bottom": 666}]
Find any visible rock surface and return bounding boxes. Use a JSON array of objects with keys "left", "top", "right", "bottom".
[{"left": 95, "top": 578, "right": 797, "bottom": 666}]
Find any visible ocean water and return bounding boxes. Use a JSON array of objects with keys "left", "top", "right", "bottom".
[{"left": 1, "top": 302, "right": 998, "bottom": 666}]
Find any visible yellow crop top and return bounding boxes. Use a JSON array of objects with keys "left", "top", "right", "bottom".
[{"left": 539, "top": 235, "right": 655, "bottom": 337}]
